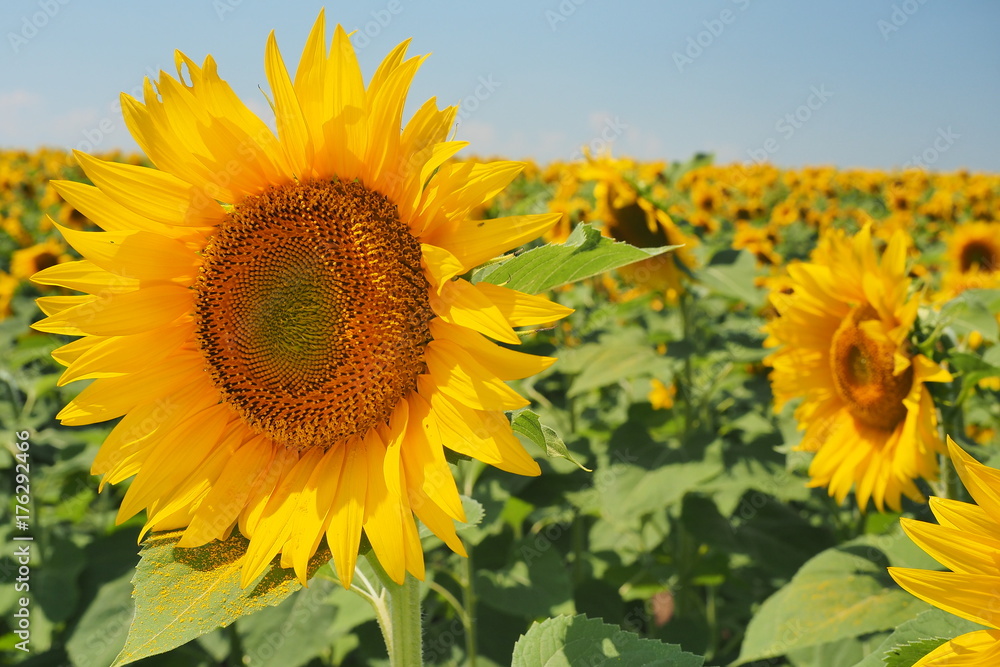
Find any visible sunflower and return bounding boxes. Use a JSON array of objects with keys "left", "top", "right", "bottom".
[
  {"left": 648, "top": 379, "right": 676, "bottom": 410},
  {"left": 0, "top": 270, "right": 17, "bottom": 318},
  {"left": 939, "top": 221, "right": 1000, "bottom": 299},
  {"left": 764, "top": 226, "right": 952, "bottom": 511},
  {"left": 30, "top": 12, "right": 570, "bottom": 589},
  {"left": 889, "top": 438, "right": 1000, "bottom": 665},
  {"left": 579, "top": 154, "right": 696, "bottom": 302},
  {"left": 10, "top": 238, "right": 73, "bottom": 279}
]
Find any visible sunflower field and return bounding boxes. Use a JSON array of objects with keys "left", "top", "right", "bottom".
[{"left": 2, "top": 23, "right": 1000, "bottom": 667}]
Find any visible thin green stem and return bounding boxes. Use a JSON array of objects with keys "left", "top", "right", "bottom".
[
  {"left": 462, "top": 541, "right": 478, "bottom": 667},
  {"left": 427, "top": 579, "right": 470, "bottom": 627},
  {"left": 679, "top": 292, "right": 695, "bottom": 431},
  {"left": 367, "top": 553, "right": 424, "bottom": 667}
]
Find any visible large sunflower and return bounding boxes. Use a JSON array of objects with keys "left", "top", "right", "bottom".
[
  {"left": 30, "top": 12, "right": 570, "bottom": 589},
  {"left": 764, "top": 226, "right": 951, "bottom": 511},
  {"left": 889, "top": 438, "right": 1000, "bottom": 665}
]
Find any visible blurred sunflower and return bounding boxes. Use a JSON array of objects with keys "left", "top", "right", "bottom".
[
  {"left": 0, "top": 271, "right": 17, "bottom": 318},
  {"left": 648, "top": 379, "right": 676, "bottom": 410},
  {"left": 10, "top": 238, "right": 73, "bottom": 279},
  {"left": 940, "top": 221, "right": 1000, "bottom": 299},
  {"left": 31, "top": 12, "right": 570, "bottom": 589},
  {"left": 889, "top": 438, "right": 1000, "bottom": 665},
  {"left": 764, "top": 226, "right": 952, "bottom": 511},
  {"left": 580, "top": 154, "right": 697, "bottom": 302}
]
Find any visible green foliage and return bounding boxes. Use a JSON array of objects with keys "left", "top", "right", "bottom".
[
  {"left": 511, "top": 614, "right": 703, "bottom": 667},
  {"left": 476, "top": 222, "right": 678, "bottom": 293},
  {"left": 113, "top": 533, "right": 332, "bottom": 666},
  {"left": 852, "top": 608, "right": 987, "bottom": 667},
  {"left": 735, "top": 540, "right": 931, "bottom": 665}
]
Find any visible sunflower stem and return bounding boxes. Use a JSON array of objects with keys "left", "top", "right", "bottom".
[
  {"left": 461, "top": 541, "right": 479, "bottom": 667},
  {"left": 367, "top": 553, "right": 424, "bottom": 667}
]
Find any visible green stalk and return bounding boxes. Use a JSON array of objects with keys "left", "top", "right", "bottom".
[
  {"left": 462, "top": 543, "right": 479, "bottom": 667},
  {"left": 367, "top": 553, "right": 424, "bottom": 667}
]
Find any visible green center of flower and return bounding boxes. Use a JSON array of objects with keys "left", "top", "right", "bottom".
[
  {"left": 830, "top": 304, "right": 913, "bottom": 432},
  {"left": 194, "top": 180, "right": 433, "bottom": 449}
]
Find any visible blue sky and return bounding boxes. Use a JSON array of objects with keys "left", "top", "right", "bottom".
[{"left": 1, "top": 0, "right": 997, "bottom": 171}]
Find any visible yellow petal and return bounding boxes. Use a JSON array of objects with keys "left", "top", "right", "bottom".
[
  {"left": 74, "top": 150, "right": 225, "bottom": 227},
  {"left": 362, "top": 429, "right": 408, "bottom": 585},
  {"left": 180, "top": 435, "right": 274, "bottom": 547},
  {"left": 430, "top": 279, "right": 520, "bottom": 345},
  {"left": 475, "top": 282, "right": 574, "bottom": 327},
  {"left": 53, "top": 223, "right": 198, "bottom": 283},
  {"left": 888, "top": 568, "right": 1000, "bottom": 629},
  {"left": 57, "top": 352, "right": 204, "bottom": 425},
  {"left": 425, "top": 339, "right": 529, "bottom": 411},
  {"left": 242, "top": 447, "right": 325, "bottom": 587},
  {"left": 265, "top": 31, "right": 313, "bottom": 179},
  {"left": 326, "top": 437, "right": 369, "bottom": 588},
  {"left": 429, "top": 319, "right": 556, "bottom": 380},
  {"left": 32, "top": 259, "right": 139, "bottom": 295},
  {"left": 32, "top": 284, "right": 193, "bottom": 337},
  {"left": 427, "top": 213, "right": 560, "bottom": 272}
]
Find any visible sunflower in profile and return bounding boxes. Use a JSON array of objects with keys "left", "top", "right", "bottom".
[
  {"left": 889, "top": 438, "right": 1000, "bottom": 665},
  {"left": 764, "top": 226, "right": 951, "bottom": 511},
  {"left": 31, "top": 12, "right": 570, "bottom": 589},
  {"left": 939, "top": 221, "right": 1000, "bottom": 299}
]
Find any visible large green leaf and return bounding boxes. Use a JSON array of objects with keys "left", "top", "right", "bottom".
[
  {"left": 696, "top": 249, "right": 765, "bottom": 308},
  {"left": 477, "top": 538, "right": 575, "bottom": 619},
  {"left": 851, "top": 608, "right": 987, "bottom": 667},
  {"left": 511, "top": 614, "right": 704, "bottom": 667},
  {"left": 475, "top": 223, "right": 677, "bottom": 293},
  {"left": 933, "top": 289, "right": 1000, "bottom": 342},
  {"left": 113, "top": 532, "right": 330, "bottom": 666},
  {"left": 734, "top": 542, "right": 930, "bottom": 665},
  {"left": 235, "top": 577, "right": 377, "bottom": 667}
]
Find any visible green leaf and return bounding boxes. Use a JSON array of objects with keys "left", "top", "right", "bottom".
[
  {"left": 418, "top": 495, "right": 485, "bottom": 540},
  {"left": 851, "top": 607, "right": 987, "bottom": 667},
  {"left": 66, "top": 570, "right": 136, "bottom": 667},
  {"left": 511, "top": 409, "right": 590, "bottom": 471},
  {"left": 511, "top": 614, "right": 704, "bottom": 667},
  {"left": 475, "top": 222, "right": 677, "bottom": 293},
  {"left": 696, "top": 249, "right": 765, "bottom": 308},
  {"left": 235, "top": 577, "right": 376, "bottom": 667},
  {"left": 881, "top": 639, "right": 953, "bottom": 667},
  {"left": 112, "top": 531, "right": 331, "bottom": 666},
  {"left": 934, "top": 289, "right": 1000, "bottom": 341},
  {"left": 477, "top": 537, "right": 575, "bottom": 618},
  {"left": 734, "top": 542, "right": 929, "bottom": 665},
  {"left": 565, "top": 342, "right": 663, "bottom": 398}
]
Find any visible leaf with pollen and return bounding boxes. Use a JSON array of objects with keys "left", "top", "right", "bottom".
[{"left": 113, "top": 531, "right": 331, "bottom": 666}]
